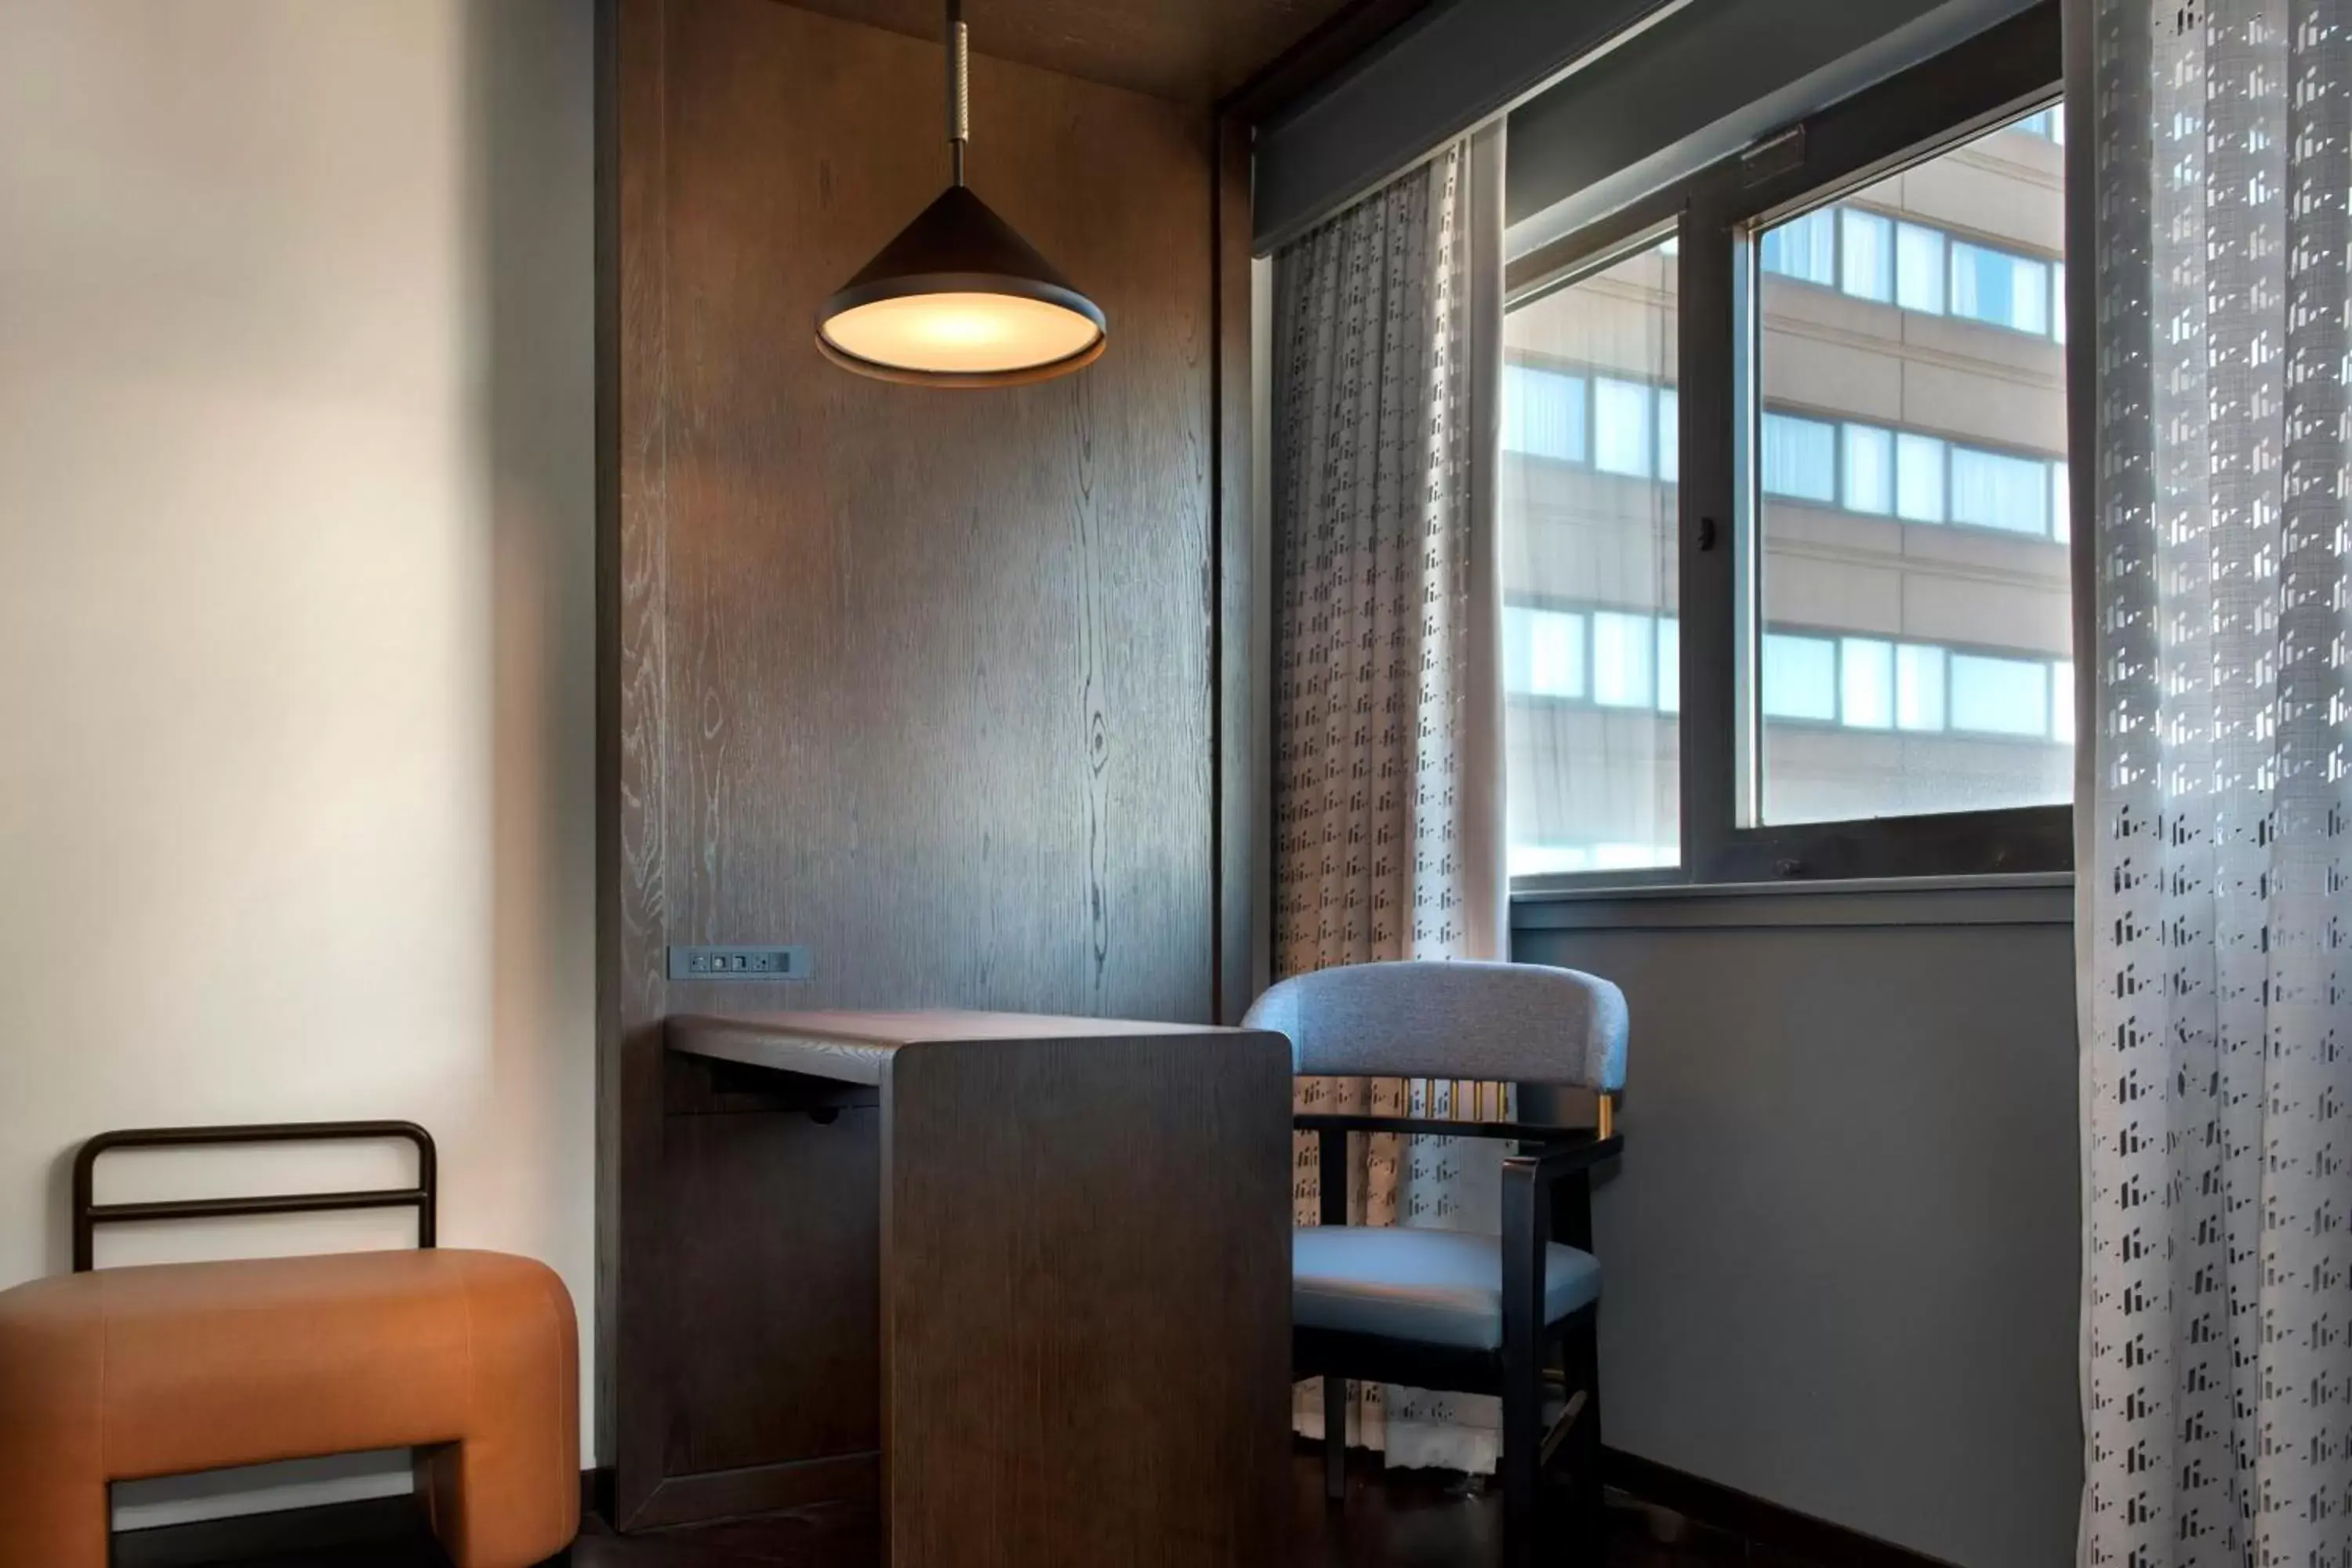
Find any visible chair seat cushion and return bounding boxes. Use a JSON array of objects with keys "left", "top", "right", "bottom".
[{"left": 1293, "top": 1226, "right": 1600, "bottom": 1352}]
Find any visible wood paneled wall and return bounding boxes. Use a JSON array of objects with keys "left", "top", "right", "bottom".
[{"left": 597, "top": 0, "right": 1230, "bottom": 1526}]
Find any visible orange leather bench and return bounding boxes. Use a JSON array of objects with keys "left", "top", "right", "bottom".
[{"left": 0, "top": 1123, "right": 579, "bottom": 1568}]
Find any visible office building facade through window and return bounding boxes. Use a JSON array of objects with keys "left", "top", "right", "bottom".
[{"left": 1500, "top": 106, "right": 2070, "bottom": 877}]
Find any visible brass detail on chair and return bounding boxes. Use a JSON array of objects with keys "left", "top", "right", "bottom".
[
  {"left": 1540, "top": 1389, "right": 1591, "bottom": 1467},
  {"left": 1595, "top": 1093, "right": 1616, "bottom": 1141}
]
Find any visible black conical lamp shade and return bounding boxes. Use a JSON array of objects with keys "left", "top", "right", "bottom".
[
  {"left": 817, "top": 185, "right": 1106, "bottom": 385},
  {"left": 815, "top": 2, "right": 1106, "bottom": 387}
]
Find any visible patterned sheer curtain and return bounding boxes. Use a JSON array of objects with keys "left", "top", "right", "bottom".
[
  {"left": 1269, "top": 127, "right": 1509, "bottom": 1474},
  {"left": 2084, "top": 1, "right": 2352, "bottom": 1562}
]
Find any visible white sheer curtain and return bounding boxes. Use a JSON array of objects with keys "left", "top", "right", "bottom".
[
  {"left": 1269, "top": 126, "right": 1508, "bottom": 1473},
  {"left": 2084, "top": 1, "right": 2352, "bottom": 1562}
]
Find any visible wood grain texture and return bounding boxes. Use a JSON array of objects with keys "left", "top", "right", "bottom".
[
  {"left": 1213, "top": 114, "right": 1263, "bottom": 1024},
  {"left": 670, "top": 1019, "right": 898, "bottom": 1085},
  {"left": 880, "top": 1029, "right": 1294, "bottom": 1567},
  {"left": 1214, "top": 0, "right": 1436, "bottom": 119},
  {"left": 648, "top": 0, "right": 1214, "bottom": 1028},
  {"left": 670, "top": 1010, "right": 1249, "bottom": 1084},
  {"left": 601, "top": 0, "right": 677, "bottom": 1507},
  {"left": 601, "top": 0, "right": 1227, "bottom": 1528},
  {"left": 771, "top": 0, "right": 1376, "bottom": 104},
  {"left": 662, "top": 1109, "right": 883, "bottom": 1477},
  {"left": 623, "top": 1454, "right": 880, "bottom": 1536}
]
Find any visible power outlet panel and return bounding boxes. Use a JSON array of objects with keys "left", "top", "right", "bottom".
[{"left": 667, "top": 945, "right": 811, "bottom": 982}]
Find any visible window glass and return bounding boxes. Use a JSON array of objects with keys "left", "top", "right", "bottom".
[
  {"left": 1504, "top": 604, "right": 1534, "bottom": 693},
  {"left": 1519, "top": 608, "right": 1586, "bottom": 698},
  {"left": 1503, "top": 364, "right": 1588, "bottom": 462},
  {"left": 1761, "top": 208, "right": 1837, "bottom": 285},
  {"left": 1894, "top": 223, "right": 1946, "bottom": 314},
  {"left": 1657, "top": 616, "right": 1681, "bottom": 714},
  {"left": 1762, "top": 412, "right": 1837, "bottom": 502},
  {"left": 1840, "top": 637, "right": 1895, "bottom": 728},
  {"left": 1950, "top": 652, "right": 2052, "bottom": 736},
  {"left": 1951, "top": 241, "right": 2049, "bottom": 335},
  {"left": 1951, "top": 447, "right": 2050, "bottom": 535},
  {"left": 1894, "top": 432, "right": 1947, "bottom": 522},
  {"left": 2052, "top": 661, "right": 2075, "bottom": 745},
  {"left": 1594, "top": 378, "right": 1654, "bottom": 477},
  {"left": 2012, "top": 103, "right": 2064, "bottom": 143},
  {"left": 1842, "top": 423, "right": 1893, "bottom": 514},
  {"left": 1592, "top": 612, "right": 1657, "bottom": 707},
  {"left": 2050, "top": 461, "right": 2070, "bottom": 543},
  {"left": 1839, "top": 209, "right": 1893, "bottom": 302},
  {"left": 1501, "top": 238, "right": 1679, "bottom": 876},
  {"left": 1755, "top": 105, "right": 2071, "bottom": 827},
  {"left": 1656, "top": 387, "right": 1679, "bottom": 485},
  {"left": 1896, "top": 643, "right": 1947, "bottom": 731},
  {"left": 1508, "top": 605, "right": 1583, "bottom": 696},
  {"left": 1762, "top": 634, "right": 1838, "bottom": 721}
]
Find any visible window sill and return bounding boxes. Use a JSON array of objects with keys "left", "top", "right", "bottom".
[{"left": 1509, "top": 869, "right": 2073, "bottom": 931}]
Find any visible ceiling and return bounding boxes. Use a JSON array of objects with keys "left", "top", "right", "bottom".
[{"left": 775, "top": 0, "right": 1388, "bottom": 104}]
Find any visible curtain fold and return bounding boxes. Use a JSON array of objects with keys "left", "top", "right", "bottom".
[
  {"left": 1270, "top": 126, "right": 1508, "bottom": 1474},
  {"left": 2084, "top": 0, "right": 2352, "bottom": 1561}
]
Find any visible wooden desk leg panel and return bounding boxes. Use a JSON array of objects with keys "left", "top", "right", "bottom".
[{"left": 880, "top": 1033, "right": 1293, "bottom": 1568}]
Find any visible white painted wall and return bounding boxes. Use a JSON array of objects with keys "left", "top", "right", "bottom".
[{"left": 0, "top": 0, "right": 597, "bottom": 1490}]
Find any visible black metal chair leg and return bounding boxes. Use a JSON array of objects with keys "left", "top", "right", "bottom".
[
  {"left": 1501, "top": 1372, "right": 1542, "bottom": 1567},
  {"left": 1501, "top": 1158, "right": 1548, "bottom": 1568},
  {"left": 1324, "top": 1375, "right": 1348, "bottom": 1502},
  {"left": 1575, "top": 1308, "right": 1605, "bottom": 1559}
]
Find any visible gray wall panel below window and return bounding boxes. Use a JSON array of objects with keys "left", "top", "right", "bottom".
[{"left": 1514, "top": 884, "right": 2079, "bottom": 1568}]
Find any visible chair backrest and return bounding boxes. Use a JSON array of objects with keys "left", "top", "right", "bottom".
[{"left": 1242, "top": 959, "right": 1627, "bottom": 1092}]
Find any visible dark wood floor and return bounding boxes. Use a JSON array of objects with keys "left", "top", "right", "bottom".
[{"left": 122, "top": 1455, "right": 1817, "bottom": 1568}]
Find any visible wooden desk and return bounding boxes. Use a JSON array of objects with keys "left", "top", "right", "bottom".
[{"left": 647, "top": 1011, "right": 1292, "bottom": 1567}]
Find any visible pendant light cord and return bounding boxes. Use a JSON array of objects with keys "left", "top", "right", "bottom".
[{"left": 946, "top": 0, "right": 969, "bottom": 187}]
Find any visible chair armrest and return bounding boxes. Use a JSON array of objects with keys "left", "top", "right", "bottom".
[
  {"left": 1502, "top": 1134, "right": 1623, "bottom": 1183},
  {"left": 1297, "top": 1120, "right": 1621, "bottom": 1229},
  {"left": 1497, "top": 1134, "right": 1621, "bottom": 1257}
]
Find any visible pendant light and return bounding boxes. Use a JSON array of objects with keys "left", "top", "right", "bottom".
[{"left": 815, "top": 0, "right": 1107, "bottom": 387}]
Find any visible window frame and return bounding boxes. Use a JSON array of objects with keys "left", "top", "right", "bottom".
[{"left": 1501, "top": 2, "right": 2069, "bottom": 890}]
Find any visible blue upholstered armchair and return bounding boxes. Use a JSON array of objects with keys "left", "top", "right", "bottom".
[{"left": 1243, "top": 959, "right": 1628, "bottom": 1563}]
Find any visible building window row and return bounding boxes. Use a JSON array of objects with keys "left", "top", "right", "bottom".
[
  {"left": 1761, "top": 630, "right": 2072, "bottom": 742},
  {"left": 1506, "top": 601, "right": 2073, "bottom": 745},
  {"left": 1760, "top": 411, "right": 2068, "bottom": 540},
  {"left": 1503, "top": 604, "right": 1682, "bottom": 713},
  {"left": 1501, "top": 363, "right": 1679, "bottom": 482},
  {"left": 1760, "top": 204, "right": 2063, "bottom": 340},
  {"left": 1503, "top": 362, "right": 2066, "bottom": 542}
]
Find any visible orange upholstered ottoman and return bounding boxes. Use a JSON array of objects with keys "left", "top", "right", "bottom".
[
  {"left": 0, "top": 1123, "right": 576, "bottom": 1568},
  {"left": 0, "top": 1247, "right": 578, "bottom": 1568}
]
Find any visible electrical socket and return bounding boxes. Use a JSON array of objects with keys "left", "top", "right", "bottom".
[{"left": 667, "top": 945, "right": 811, "bottom": 982}]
